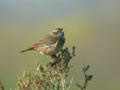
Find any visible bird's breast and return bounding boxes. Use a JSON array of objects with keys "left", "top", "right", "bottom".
[
  {"left": 36, "top": 42, "right": 59, "bottom": 55},
  {"left": 36, "top": 32, "right": 65, "bottom": 56}
]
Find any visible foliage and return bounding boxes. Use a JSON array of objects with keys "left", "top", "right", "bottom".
[
  {"left": 0, "top": 46, "right": 93, "bottom": 90},
  {"left": 17, "top": 46, "right": 75, "bottom": 90}
]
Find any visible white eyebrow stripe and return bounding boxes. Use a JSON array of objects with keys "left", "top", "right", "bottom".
[{"left": 52, "top": 30, "right": 58, "bottom": 32}]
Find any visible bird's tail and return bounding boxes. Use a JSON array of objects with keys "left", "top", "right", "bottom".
[{"left": 20, "top": 46, "right": 38, "bottom": 53}]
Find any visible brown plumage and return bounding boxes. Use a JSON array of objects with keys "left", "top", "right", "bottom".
[
  {"left": 20, "top": 28, "right": 65, "bottom": 57},
  {"left": 20, "top": 46, "right": 38, "bottom": 53}
]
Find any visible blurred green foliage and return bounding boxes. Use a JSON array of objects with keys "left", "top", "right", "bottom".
[{"left": 0, "top": 82, "right": 4, "bottom": 90}]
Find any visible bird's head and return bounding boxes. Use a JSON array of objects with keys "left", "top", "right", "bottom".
[{"left": 52, "top": 28, "right": 64, "bottom": 35}]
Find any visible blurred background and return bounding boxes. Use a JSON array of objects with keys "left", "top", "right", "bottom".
[{"left": 0, "top": 0, "right": 120, "bottom": 89}]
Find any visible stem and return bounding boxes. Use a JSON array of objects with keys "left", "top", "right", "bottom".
[
  {"left": 81, "top": 81, "right": 88, "bottom": 90},
  {"left": 61, "top": 73, "right": 66, "bottom": 90},
  {"left": 67, "top": 77, "right": 73, "bottom": 90}
]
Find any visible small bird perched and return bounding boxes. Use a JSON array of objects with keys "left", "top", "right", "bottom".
[{"left": 20, "top": 28, "right": 65, "bottom": 58}]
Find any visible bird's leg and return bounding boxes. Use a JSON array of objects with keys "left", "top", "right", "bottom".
[
  {"left": 51, "top": 55, "right": 56, "bottom": 58},
  {"left": 50, "top": 55, "right": 57, "bottom": 66}
]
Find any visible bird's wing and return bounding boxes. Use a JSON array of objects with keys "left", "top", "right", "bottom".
[{"left": 32, "top": 34, "right": 58, "bottom": 46}]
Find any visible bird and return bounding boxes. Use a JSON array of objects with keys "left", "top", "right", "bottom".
[{"left": 20, "top": 28, "right": 65, "bottom": 58}]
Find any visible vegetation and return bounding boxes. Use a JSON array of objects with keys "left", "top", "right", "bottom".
[{"left": 1, "top": 46, "right": 93, "bottom": 90}]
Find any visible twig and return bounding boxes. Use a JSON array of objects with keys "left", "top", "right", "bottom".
[
  {"left": 81, "top": 79, "right": 88, "bottom": 90},
  {"left": 81, "top": 65, "right": 93, "bottom": 90},
  {"left": 67, "top": 77, "right": 73, "bottom": 90},
  {"left": 76, "top": 65, "right": 93, "bottom": 90},
  {"left": 61, "top": 73, "right": 65, "bottom": 90}
]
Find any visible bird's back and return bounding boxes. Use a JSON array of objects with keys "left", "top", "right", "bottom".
[{"left": 33, "top": 33, "right": 58, "bottom": 46}]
